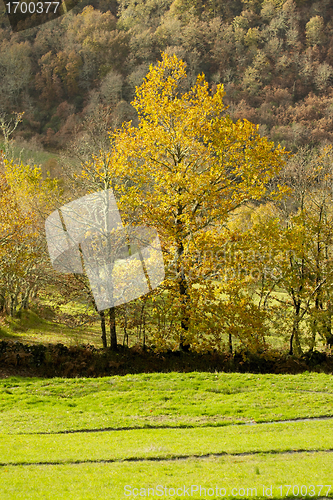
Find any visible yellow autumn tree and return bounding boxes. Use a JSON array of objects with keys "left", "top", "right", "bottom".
[
  {"left": 253, "top": 145, "right": 333, "bottom": 356},
  {"left": 0, "top": 158, "right": 60, "bottom": 316},
  {"left": 82, "top": 53, "right": 289, "bottom": 351},
  {"left": 221, "top": 145, "right": 333, "bottom": 356}
]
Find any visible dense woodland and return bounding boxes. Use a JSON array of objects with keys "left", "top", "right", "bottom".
[
  {"left": 2, "top": 1, "right": 333, "bottom": 360},
  {"left": 1, "top": 0, "right": 333, "bottom": 151}
]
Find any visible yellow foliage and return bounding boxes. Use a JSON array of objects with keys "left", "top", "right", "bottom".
[
  {"left": 80, "top": 52, "right": 289, "bottom": 351},
  {"left": 0, "top": 158, "right": 62, "bottom": 315}
]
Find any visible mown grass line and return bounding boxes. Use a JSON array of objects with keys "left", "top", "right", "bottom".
[
  {"left": 0, "top": 420, "right": 332, "bottom": 465},
  {"left": 1, "top": 448, "right": 333, "bottom": 468},
  {"left": 0, "top": 453, "right": 332, "bottom": 500},
  {"left": 29, "top": 415, "right": 333, "bottom": 435}
]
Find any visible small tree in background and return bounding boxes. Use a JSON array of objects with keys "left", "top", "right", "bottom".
[{"left": 0, "top": 157, "right": 60, "bottom": 316}]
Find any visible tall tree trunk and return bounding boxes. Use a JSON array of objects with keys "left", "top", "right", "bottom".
[
  {"left": 290, "top": 299, "right": 302, "bottom": 356},
  {"left": 309, "top": 205, "right": 324, "bottom": 352},
  {"left": 20, "top": 288, "right": 31, "bottom": 311},
  {"left": 323, "top": 241, "right": 332, "bottom": 345},
  {"left": 229, "top": 333, "right": 233, "bottom": 354},
  {"left": 87, "top": 289, "right": 108, "bottom": 348},
  {"left": 178, "top": 246, "right": 190, "bottom": 351},
  {"left": 324, "top": 297, "right": 332, "bottom": 344},
  {"left": 123, "top": 305, "right": 128, "bottom": 347},
  {"left": 0, "top": 290, "right": 6, "bottom": 313},
  {"left": 309, "top": 318, "right": 316, "bottom": 352},
  {"left": 175, "top": 196, "right": 190, "bottom": 351},
  {"left": 99, "top": 310, "right": 107, "bottom": 348},
  {"left": 109, "top": 307, "right": 117, "bottom": 351},
  {"left": 10, "top": 292, "right": 18, "bottom": 317}
]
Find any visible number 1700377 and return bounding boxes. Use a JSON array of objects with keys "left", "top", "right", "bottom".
[{"left": 5, "top": 1, "right": 60, "bottom": 14}]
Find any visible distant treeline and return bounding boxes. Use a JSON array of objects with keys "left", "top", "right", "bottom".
[{"left": 1, "top": 0, "right": 333, "bottom": 151}]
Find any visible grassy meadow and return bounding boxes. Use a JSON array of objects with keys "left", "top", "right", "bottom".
[{"left": 0, "top": 372, "right": 333, "bottom": 499}]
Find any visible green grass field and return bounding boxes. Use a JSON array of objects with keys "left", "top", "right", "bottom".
[{"left": 0, "top": 372, "right": 332, "bottom": 499}]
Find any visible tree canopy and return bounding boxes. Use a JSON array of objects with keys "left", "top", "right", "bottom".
[{"left": 93, "top": 52, "right": 289, "bottom": 350}]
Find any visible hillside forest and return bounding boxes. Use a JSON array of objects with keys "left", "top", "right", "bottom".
[{"left": 1, "top": 0, "right": 333, "bottom": 150}]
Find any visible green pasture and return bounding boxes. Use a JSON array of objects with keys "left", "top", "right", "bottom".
[
  {"left": 0, "top": 309, "right": 102, "bottom": 346},
  {"left": 0, "top": 139, "right": 60, "bottom": 173},
  {"left": 1, "top": 372, "right": 333, "bottom": 433},
  {"left": 1, "top": 454, "right": 332, "bottom": 500},
  {"left": 0, "top": 372, "right": 332, "bottom": 499}
]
